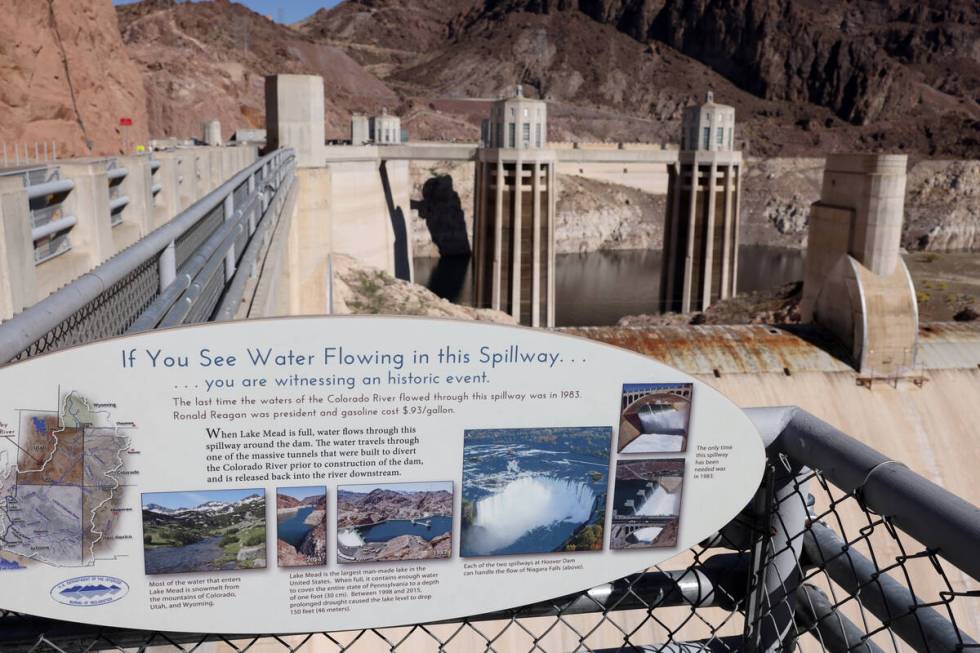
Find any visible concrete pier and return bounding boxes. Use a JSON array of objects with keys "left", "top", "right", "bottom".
[
  {"left": 265, "top": 75, "right": 325, "bottom": 168},
  {"left": 661, "top": 92, "right": 742, "bottom": 314},
  {"left": 473, "top": 87, "right": 556, "bottom": 327},
  {"left": 801, "top": 154, "right": 917, "bottom": 377}
]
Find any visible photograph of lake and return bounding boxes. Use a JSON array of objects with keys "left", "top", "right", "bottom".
[
  {"left": 277, "top": 487, "right": 327, "bottom": 567},
  {"left": 618, "top": 383, "right": 693, "bottom": 453},
  {"left": 336, "top": 482, "right": 453, "bottom": 563},
  {"left": 141, "top": 489, "right": 267, "bottom": 574},
  {"left": 610, "top": 459, "right": 685, "bottom": 550},
  {"left": 460, "top": 426, "right": 612, "bottom": 557}
]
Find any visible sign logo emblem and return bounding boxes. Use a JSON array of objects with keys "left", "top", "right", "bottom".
[{"left": 50, "top": 576, "right": 129, "bottom": 607}]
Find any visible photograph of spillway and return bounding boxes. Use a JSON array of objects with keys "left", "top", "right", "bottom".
[
  {"left": 618, "top": 383, "right": 694, "bottom": 453},
  {"left": 610, "top": 459, "right": 685, "bottom": 550},
  {"left": 460, "top": 427, "right": 612, "bottom": 556},
  {"left": 335, "top": 482, "right": 453, "bottom": 563}
]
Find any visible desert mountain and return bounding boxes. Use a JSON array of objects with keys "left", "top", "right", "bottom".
[
  {"left": 2, "top": 0, "right": 974, "bottom": 157},
  {"left": 116, "top": 0, "right": 399, "bottom": 141},
  {"left": 277, "top": 493, "right": 326, "bottom": 509},
  {"left": 337, "top": 488, "right": 453, "bottom": 527},
  {"left": 300, "top": 0, "right": 980, "bottom": 156}
]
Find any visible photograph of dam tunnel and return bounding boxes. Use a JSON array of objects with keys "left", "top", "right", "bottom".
[{"left": 618, "top": 383, "right": 693, "bottom": 453}]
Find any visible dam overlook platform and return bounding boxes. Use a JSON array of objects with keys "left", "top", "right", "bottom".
[{"left": 0, "top": 62, "right": 977, "bottom": 653}]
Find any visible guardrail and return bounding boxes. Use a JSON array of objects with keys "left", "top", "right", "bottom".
[
  {"left": 0, "top": 148, "right": 296, "bottom": 364},
  {"left": 15, "top": 166, "right": 77, "bottom": 264},
  {"left": 0, "top": 405, "right": 975, "bottom": 652},
  {"left": 106, "top": 160, "right": 129, "bottom": 227}
]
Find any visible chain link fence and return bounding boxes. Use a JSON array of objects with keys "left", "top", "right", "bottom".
[{"left": 1, "top": 407, "right": 976, "bottom": 653}]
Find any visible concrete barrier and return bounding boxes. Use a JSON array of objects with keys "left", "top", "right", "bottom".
[
  {"left": 0, "top": 176, "right": 35, "bottom": 320},
  {"left": 113, "top": 155, "right": 153, "bottom": 251}
]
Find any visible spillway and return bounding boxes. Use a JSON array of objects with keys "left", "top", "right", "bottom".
[
  {"left": 338, "top": 528, "right": 365, "bottom": 547},
  {"left": 634, "top": 484, "right": 679, "bottom": 517},
  {"left": 468, "top": 476, "right": 595, "bottom": 554}
]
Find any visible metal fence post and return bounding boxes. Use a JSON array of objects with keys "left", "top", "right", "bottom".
[
  {"left": 159, "top": 241, "right": 176, "bottom": 291},
  {"left": 247, "top": 172, "right": 256, "bottom": 235},
  {"left": 223, "top": 193, "right": 236, "bottom": 281},
  {"left": 742, "top": 450, "right": 808, "bottom": 652}
]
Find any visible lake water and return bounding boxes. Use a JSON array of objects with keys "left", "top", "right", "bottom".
[
  {"left": 144, "top": 536, "right": 230, "bottom": 574},
  {"left": 413, "top": 246, "right": 804, "bottom": 326},
  {"left": 278, "top": 506, "right": 317, "bottom": 548},
  {"left": 359, "top": 516, "right": 452, "bottom": 543}
]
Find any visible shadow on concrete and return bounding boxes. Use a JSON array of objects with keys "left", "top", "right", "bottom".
[
  {"left": 410, "top": 175, "right": 472, "bottom": 257},
  {"left": 424, "top": 255, "right": 472, "bottom": 303},
  {"left": 379, "top": 161, "right": 412, "bottom": 281}
]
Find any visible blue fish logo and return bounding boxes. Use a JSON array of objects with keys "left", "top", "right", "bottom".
[{"left": 51, "top": 576, "right": 129, "bottom": 607}]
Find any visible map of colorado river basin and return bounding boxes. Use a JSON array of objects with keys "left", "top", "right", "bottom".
[{"left": 0, "top": 389, "right": 133, "bottom": 568}]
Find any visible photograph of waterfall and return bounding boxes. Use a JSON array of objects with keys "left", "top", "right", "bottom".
[
  {"left": 460, "top": 426, "right": 612, "bottom": 557},
  {"left": 618, "top": 383, "right": 693, "bottom": 453},
  {"left": 610, "top": 459, "right": 685, "bottom": 549}
]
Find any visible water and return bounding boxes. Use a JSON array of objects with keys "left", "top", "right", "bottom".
[
  {"left": 613, "top": 480, "right": 679, "bottom": 517},
  {"left": 461, "top": 428, "right": 610, "bottom": 557},
  {"left": 636, "top": 404, "right": 687, "bottom": 435},
  {"left": 144, "top": 536, "right": 229, "bottom": 574},
  {"left": 278, "top": 506, "right": 316, "bottom": 548},
  {"left": 358, "top": 516, "right": 452, "bottom": 543},
  {"left": 413, "top": 246, "right": 804, "bottom": 326}
]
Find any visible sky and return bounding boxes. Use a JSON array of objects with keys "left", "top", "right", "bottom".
[
  {"left": 143, "top": 488, "right": 265, "bottom": 510},
  {"left": 111, "top": 0, "right": 344, "bottom": 24},
  {"left": 279, "top": 486, "right": 327, "bottom": 501},
  {"left": 341, "top": 482, "right": 453, "bottom": 494}
]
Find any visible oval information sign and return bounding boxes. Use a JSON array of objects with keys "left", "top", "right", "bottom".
[{"left": 0, "top": 317, "right": 763, "bottom": 633}]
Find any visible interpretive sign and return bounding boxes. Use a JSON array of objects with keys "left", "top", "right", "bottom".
[{"left": 0, "top": 316, "right": 764, "bottom": 633}]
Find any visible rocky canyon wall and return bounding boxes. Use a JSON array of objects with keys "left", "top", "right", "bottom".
[
  {"left": 0, "top": 0, "right": 149, "bottom": 158},
  {"left": 410, "top": 158, "right": 980, "bottom": 259}
]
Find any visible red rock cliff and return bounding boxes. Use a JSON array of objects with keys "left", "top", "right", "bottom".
[{"left": 0, "top": 0, "right": 150, "bottom": 159}]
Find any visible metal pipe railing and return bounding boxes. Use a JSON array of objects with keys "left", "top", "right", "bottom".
[
  {"left": 107, "top": 167, "right": 128, "bottom": 181},
  {"left": 754, "top": 407, "right": 980, "bottom": 582},
  {"left": 26, "top": 178, "right": 73, "bottom": 201},
  {"left": 108, "top": 195, "right": 129, "bottom": 213},
  {"left": 0, "top": 148, "right": 294, "bottom": 364},
  {"left": 746, "top": 406, "right": 980, "bottom": 652},
  {"left": 793, "top": 584, "right": 887, "bottom": 653},
  {"left": 31, "top": 216, "right": 77, "bottom": 241},
  {"left": 128, "top": 192, "right": 265, "bottom": 332},
  {"left": 804, "top": 522, "right": 976, "bottom": 653},
  {"left": 213, "top": 162, "right": 297, "bottom": 321}
]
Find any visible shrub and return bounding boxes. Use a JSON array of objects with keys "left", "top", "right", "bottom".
[{"left": 242, "top": 530, "right": 265, "bottom": 547}]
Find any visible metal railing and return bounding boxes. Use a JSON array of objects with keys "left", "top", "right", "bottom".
[
  {"left": 0, "top": 148, "right": 296, "bottom": 364},
  {"left": 0, "top": 165, "right": 77, "bottom": 264},
  {"left": 1, "top": 142, "right": 58, "bottom": 166},
  {"left": 0, "top": 405, "right": 975, "bottom": 653},
  {"left": 106, "top": 159, "right": 129, "bottom": 227}
]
